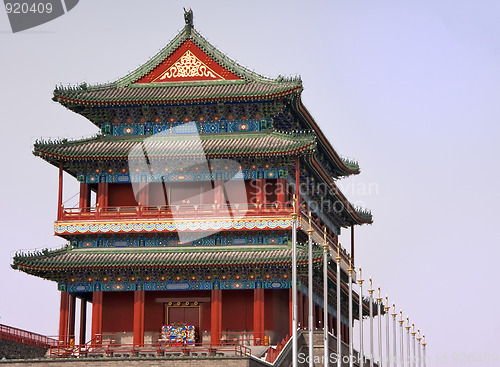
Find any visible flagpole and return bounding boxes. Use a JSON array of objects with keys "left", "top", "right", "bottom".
[
  {"left": 399, "top": 311, "right": 404, "bottom": 367},
  {"left": 416, "top": 330, "right": 421, "bottom": 367},
  {"left": 368, "top": 277, "right": 374, "bottom": 367},
  {"left": 392, "top": 305, "right": 397, "bottom": 367},
  {"left": 307, "top": 212, "right": 314, "bottom": 367},
  {"left": 336, "top": 244, "right": 342, "bottom": 367},
  {"left": 405, "top": 318, "right": 410, "bottom": 367},
  {"left": 411, "top": 324, "right": 416, "bottom": 367},
  {"left": 358, "top": 268, "right": 364, "bottom": 366},
  {"left": 377, "top": 287, "right": 382, "bottom": 367},
  {"left": 385, "top": 296, "right": 390, "bottom": 367},
  {"left": 291, "top": 196, "right": 298, "bottom": 367},
  {"left": 323, "top": 228, "right": 329, "bottom": 367},
  {"left": 422, "top": 336, "right": 426, "bottom": 367},
  {"left": 348, "top": 257, "right": 354, "bottom": 367}
]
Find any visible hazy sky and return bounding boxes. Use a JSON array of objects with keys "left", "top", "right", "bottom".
[{"left": 1, "top": 1, "right": 499, "bottom": 366}]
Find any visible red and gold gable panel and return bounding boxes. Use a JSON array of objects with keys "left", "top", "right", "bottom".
[{"left": 136, "top": 40, "right": 241, "bottom": 83}]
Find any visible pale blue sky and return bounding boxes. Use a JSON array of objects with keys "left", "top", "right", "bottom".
[{"left": 1, "top": 1, "right": 499, "bottom": 366}]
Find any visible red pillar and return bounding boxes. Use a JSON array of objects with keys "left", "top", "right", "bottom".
[
  {"left": 211, "top": 289, "right": 222, "bottom": 345},
  {"left": 79, "top": 299, "right": 87, "bottom": 345},
  {"left": 68, "top": 295, "right": 76, "bottom": 344},
  {"left": 253, "top": 288, "right": 265, "bottom": 345},
  {"left": 277, "top": 178, "right": 286, "bottom": 208},
  {"left": 79, "top": 183, "right": 90, "bottom": 209},
  {"left": 91, "top": 291, "right": 103, "bottom": 344},
  {"left": 133, "top": 290, "right": 145, "bottom": 346},
  {"left": 58, "top": 162, "right": 63, "bottom": 220},
  {"left": 58, "top": 292, "right": 69, "bottom": 343},
  {"left": 97, "top": 182, "right": 108, "bottom": 208}
]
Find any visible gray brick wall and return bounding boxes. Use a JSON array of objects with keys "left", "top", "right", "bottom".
[{"left": 0, "top": 340, "right": 48, "bottom": 360}]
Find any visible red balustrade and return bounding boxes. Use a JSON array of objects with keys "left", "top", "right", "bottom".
[
  {"left": 59, "top": 202, "right": 293, "bottom": 221},
  {"left": 0, "top": 324, "right": 58, "bottom": 348}
]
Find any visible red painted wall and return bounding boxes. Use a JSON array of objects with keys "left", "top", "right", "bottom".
[
  {"left": 143, "top": 290, "right": 211, "bottom": 334},
  {"left": 269, "top": 289, "right": 289, "bottom": 340},
  {"left": 144, "top": 291, "right": 164, "bottom": 332},
  {"left": 221, "top": 290, "right": 254, "bottom": 332},
  {"left": 102, "top": 292, "right": 134, "bottom": 332},
  {"left": 108, "top": 183, "right": 138, "bottom": 207}
]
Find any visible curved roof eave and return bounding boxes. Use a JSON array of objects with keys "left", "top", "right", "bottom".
[
  {"left": 291, "top": 95, "right": 361, "bottom": 178},
  {"left": 305, "top": 155, "right": 373, "bottom": 226}
]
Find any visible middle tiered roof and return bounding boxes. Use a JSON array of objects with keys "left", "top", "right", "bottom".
[{"left": 34, "top": 130, "right": 315, "bottom": 169}]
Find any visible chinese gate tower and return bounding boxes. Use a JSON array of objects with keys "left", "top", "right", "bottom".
[{"left": 13, "top": 10, "right": 372, "bottom": 350}]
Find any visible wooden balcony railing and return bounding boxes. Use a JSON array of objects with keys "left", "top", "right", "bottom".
[{"left": 58, "top": 202, "right": 294, "bottom": 221}]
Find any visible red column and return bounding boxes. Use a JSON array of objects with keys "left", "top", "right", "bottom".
[
  {"left": 68, "top": 295, "right": 76, "bottom": 344},
  {"left": 97, "top": 182, "right": 108, "bottom": 208},
  {"left": 79, "top": 183, "right": 90, "bottom": 209},
  {"left": 79, "top": 299, "right": 87, "bottom": 345},
  {"left": 91, "top": 291, "right": 103, "bottom": 344},
  {"left": 58, "top": 162, "right": 63, "bottom": 220},
  {"left": 133, "top": 290, "right": 145, "bottom": 346},
  {"left": 58, "top": 292, "right": 69, "bottom": 343},
  {"left": 253, "top": 288, "right": 265, "bottom": 345},
  {"left": 211, "top": 289, "right": 222, "bottom": 345},
  {"left": 277, "top": 178, "right": 286, "bottom": 208},
  {"left": 295, "top": 157, "right": 300, "bottom": 212}
]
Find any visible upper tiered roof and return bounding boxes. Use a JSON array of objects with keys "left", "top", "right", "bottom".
[{"left": 53, "top": 21, "right": 302, "bottom": 109}]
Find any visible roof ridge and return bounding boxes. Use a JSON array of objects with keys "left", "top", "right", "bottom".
[{"left": 53, "top": 16, "right": 303, "bottom": 94}]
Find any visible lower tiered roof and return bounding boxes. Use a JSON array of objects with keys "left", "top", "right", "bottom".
[
  {"left": 34, "top": 131, "right": 316, "bottom": 166},
  {"left": 12, "top": 245, "right": 323, "bottom": 281}
]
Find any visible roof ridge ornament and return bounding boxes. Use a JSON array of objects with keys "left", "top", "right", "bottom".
[{"left": 184, "top": 8, "right": 193, "bottom": 36}]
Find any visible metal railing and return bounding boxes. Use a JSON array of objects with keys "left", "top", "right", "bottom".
[{"left": 0, "top": 324, "right": 57, "bottom": 348}]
